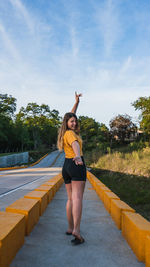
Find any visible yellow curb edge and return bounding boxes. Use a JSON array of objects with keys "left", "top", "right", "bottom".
[{"left": 87, "top": 170, "right": 150, "bottom": 265}]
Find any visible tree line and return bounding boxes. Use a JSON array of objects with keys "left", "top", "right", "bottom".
[
  {"left": 0, "top": 94, "right": 61, "bottom": 152},
  {"left": 0, "top": 93, "right": 149, "bottom": 153}
]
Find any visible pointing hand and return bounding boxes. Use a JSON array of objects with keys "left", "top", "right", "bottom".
[{"left": 75, "top": 91, "right": 82, "bottom": 103}]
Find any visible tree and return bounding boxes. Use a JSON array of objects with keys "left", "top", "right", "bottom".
[
  {"left": 0, "top": 94, "right": 17, "bottom": 152},
  {"left": 14, "top": 116, "right": 30, "bottom": 151},
  {"left": 0, "top": 114, "right": 12, "bottom": 152},
  {"left": 109, "top": 114, "right": 137, "bottom": 143},
  {"left": 0, "top": 94, "right": 62, "bottom": 152},
  {"left": 132, "top": 96, "right": 150, "bottom": 134},
  {"left": 78, "top": 116, "right": 99, "bottom": 150},
  {"left": 17, "top": 103, "right": 61, "bottom": 150},
  {"left": 0, "top": 93, "right": 16, "bottom": 118},
  {"left": 78, "top": 116, "right": 109, "bottom": 151}
]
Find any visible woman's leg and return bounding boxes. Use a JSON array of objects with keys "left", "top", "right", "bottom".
[
  {"left": 71, "top": 181, "right": 86, "bottom": 237},
  {"left": 65, "top": 183, "right": 74, "bottom": 233}
]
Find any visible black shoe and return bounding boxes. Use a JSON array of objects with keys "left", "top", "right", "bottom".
[{"left": 71, "top": 235, "right": 85, "bottom": 245}]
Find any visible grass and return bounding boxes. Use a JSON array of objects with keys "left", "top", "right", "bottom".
[
  {"left": 86, "top": 147, "right": 150, "bottom": 177},
  {"left": 90, "top": 168, "right": 150, "bottom": 221},
  {"left": 84, "top": 144, "right": 150, "bottom": 222}
]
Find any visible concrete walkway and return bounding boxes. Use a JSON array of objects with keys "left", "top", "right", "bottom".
[{"left": 10, "top": 180, "right": 144, "bottom": 267}]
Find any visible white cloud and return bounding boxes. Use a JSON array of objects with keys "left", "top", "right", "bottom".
[
  {"left": 120, "top": 56, "right": 132, "bottom": 73},
  {"left": 95, "top": 0, "right": 121, "bottom": 57},
  {"left": 9, "top": 0, "right": 35, "bottom": 34},
  {"left": 1, "top": 55, "right": 149, "bottom": 128},
  {"left": 70, "top": 26, "right": 79, "bottom": 59},
  {"left": 0, "top": 22, "right": 20, "bottom": 60}
]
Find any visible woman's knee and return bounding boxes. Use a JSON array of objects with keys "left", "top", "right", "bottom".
[{"left": 72, "top": 194, "right": 83, "bottom": 201}]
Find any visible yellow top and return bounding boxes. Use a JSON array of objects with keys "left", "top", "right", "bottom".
[{"left": 63, "top": 130, "right": 83, "bottom": 158}]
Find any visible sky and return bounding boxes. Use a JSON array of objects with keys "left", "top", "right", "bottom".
[{"left": 0, "top": 0, "right": 150, "bottom": 127}]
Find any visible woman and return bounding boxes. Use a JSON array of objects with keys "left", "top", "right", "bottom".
[{"left": 57, "top": 92, "right": 86, "bottom": 245}]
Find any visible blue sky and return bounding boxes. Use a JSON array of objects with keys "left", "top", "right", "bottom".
[{"left": 0, "top": 0, "right": 150, "bottom": 127}]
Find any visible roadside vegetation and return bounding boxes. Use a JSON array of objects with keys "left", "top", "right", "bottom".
[
  {"left": 86, "top": 142, "right": 150, "bottom": 177},
  {"left": 84, "top": 144, "right": 150, "bottom": 221},
  {"left": 84, "top": 96, "right": 150, "bottom": 222},
  {"left": 84, "top": 140, "right": 150, "bottom": 222}
]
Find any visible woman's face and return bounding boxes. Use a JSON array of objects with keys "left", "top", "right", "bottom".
[{"left": 67, "top": 116, "right": 77, "bottom": 130}]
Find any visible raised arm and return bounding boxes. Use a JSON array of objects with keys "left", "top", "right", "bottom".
[{"left": 71, "top": 91, "right": 82, "bottom": 114}]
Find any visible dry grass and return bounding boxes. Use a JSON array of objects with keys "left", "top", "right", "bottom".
[{"left": 89, "top": 147, "right": 150, "bottom": 177}]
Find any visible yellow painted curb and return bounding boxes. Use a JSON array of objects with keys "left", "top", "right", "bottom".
[
  {"left": 0, "top": 165, "right": 28, "bottom": 171},
  {"left": 146, "top": 235, "right": 150, "bottom": 267},
  {"left": 0, "top": 211, "right": 25, "bottom": 267},
  {"left": 87, "top": 170, "right": 150, "bottom": 264},
  {"left": 122, "top": 211, "right": 150, "bottom": 262},
  {"left": 24, "top": 191, "right": 48, "bottom": 216},
  {"left": 103, "top": 191, "right": 120, "bottom": 213},
  {"left": 96, "top": 185, "right": 111, "bottom": 202},
  {"left": 96, "top": 180, "right": 105, "bottom": 186},
  {"left": 6, "top": 198, "right": 40, "bottom": 235},
  {"left": 0, "top": 172, "right": 64, "bottom": 266},
  {"left": 34, "top": 185, "right": 54, "bottom": 203},
  {"left": 111, "top": 199, "right": 135, "bottom": 230},
  {"left": 29, "top": 153, "right": 49, "bottom": 167},
  {"left": 42, "top": 182, "right": 57, "bottom": 194}
]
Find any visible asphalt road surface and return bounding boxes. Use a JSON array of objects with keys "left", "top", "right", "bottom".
[{"left": 0, "top": 150, "right": 65, "bottom": 210}]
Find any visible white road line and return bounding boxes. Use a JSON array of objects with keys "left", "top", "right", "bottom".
[
  {"left": 0, "top": 175, "right": 49, "bottom": 198},
  {"left": 0, "top": 152, "right": 62, "bottom": 198}
]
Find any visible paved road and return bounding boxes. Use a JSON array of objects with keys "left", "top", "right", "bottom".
[
  {"left": 0, "top": 150, "right": 64, "bottom": 211},
  {"left": 10, "top": 180, "right": 144, "bottom": 267},
  {"left": 30, "top": 150, "right": 64, "bottom": 168}
]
